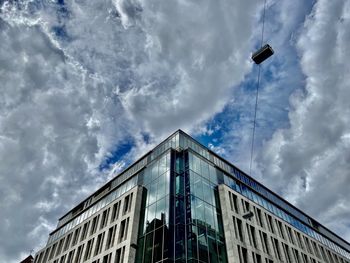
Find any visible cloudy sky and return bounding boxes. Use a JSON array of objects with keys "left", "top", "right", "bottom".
[{"left": 1, "top": 0, "right": 350, "bottom": 261}]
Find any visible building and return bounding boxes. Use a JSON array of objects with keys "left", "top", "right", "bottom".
[
  {"left": 20, "top": 255, "right": 34, "bottom": 263},
  {"left": 34, "top": 130, "right": 350, "bottom": 263}
]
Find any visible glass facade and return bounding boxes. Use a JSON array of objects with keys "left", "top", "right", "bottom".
[
  {"left": 136, "top": 148, "right": 228, "bottom": 262},
  {"left": 184, "top": 152, "right": 227, "bottom": 263},
  {"left": 136, "top": 151, "right": 171, "bottom": 263}
]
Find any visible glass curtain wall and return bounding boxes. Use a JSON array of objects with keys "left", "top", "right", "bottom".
[
  {"left": 175, "top": 150, "right": 227, "bottom": 263},
  {"left": 136, "top": 148, "right": 228, "bottom": 263},
  {"left": 137, "top": 151, "right": 172, "bottom": 263}
]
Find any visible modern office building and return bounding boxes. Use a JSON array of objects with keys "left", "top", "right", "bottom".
[{"left": 34, "top": 130, "right": 350, "bottom": 263}]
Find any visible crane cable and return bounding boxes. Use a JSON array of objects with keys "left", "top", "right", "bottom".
[{"left": 249, "top": 0, "right": 267, "bottom": 176}]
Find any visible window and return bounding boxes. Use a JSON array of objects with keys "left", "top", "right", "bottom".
[
  {"left": 59, "top": 254, "right": 66, "bottom": 263},
  {"left": 242, "top": 200, "right": 250, "bottom": 213},
  {"left": 311, "top": 241, "right": 320, "bottom": 258},
  {"left": 292, "top": 248, "right": 300, "bottom": 262},
  {"left": 123, "top": 193, "right": 133, "bottom": 215},
  {"left": 282, "top": 243, "right": 292, "bottom": 263},
  {"left": 259, "top": 231, "right": 269, "bottom": 255},
  {"left": 286, "top": 226, "right": 295, "bottom": 245},
  {"left": 94, "top": 232, "right": 105, "bottom": 256},
  {"left": 80, "top": 222, "right": 90, "bottom": 241},
  {"left": 326, "top": 249, "right": 334, "bottom": 262},
  {"left": 72, "top": 227, "right": 81, "bottom": 246},
  {"left": 265, "top": 214, "right": 275, "bottom": 234},
  {"left": 49, "top": 243, "right": 57, "bottom": 260},
  {"left": 90, "top": 215, "right": 100, "bottom": 235},
  {"left": 100, "top": 209, "right": 110, "bottom": 230},
  {"left": 111, "top": 201, "right": 121, "bottom": 222},
  {"left": 237, "top": 245, "right": 248, "bottom": 263},
  {"left": 229, "top": 192, "right": 239, "bottom": 214},
  {"left": 66, "top": 250, "right": 75, "bottom": 263},
  {"left": 319, "top": 245, "right": 327, "bottom": 261},
  {"left": 63, "top": 233, "right": 72, "bottom": 251},
  {"left": 255, "top": 207, "right": 263, "bottom": 227},
  {"left": 35, "top": 252, "right": 44, "bottom": 263},
  {"left": 303, "top": 236, "right": 312, "bottom": 254},
  {"left": 105, "top": 225, "right": 117, "bottom": 250},
  {"left": 252, "top": 252, "right": 262, "bottom": 263},
  {"left": 234, "top": 217, "right": 244, "bottom": 242},
  {"left": 115, "top": 246, "right": 125, "bottom": 263},
  {"left": 42, "top": 248, "right": 50, "bottom": 263},
  {"left": 84, "top": 238, "right": 94, "bottom": 261},
  {"left": 74, "top": 244, "right": 84, "bottom": 263},
  {"left": 118, "top": 218, "right": 130, "bottom": 243},
  {"left": 301, "top": 253, "right": 309, "bottom": 263},
  {"left": 295, "top": 231, "right": 304, "bottom": 249},
  {"left": 247, "top": 224, "right": 257, "bottom": 249},
  {"left": 276, "top": 220, "right": 285, "bottom": 239},
  {"left": 271, "top": 237, "right": 281, "bottom": 260},
  {"left": 102, "top": 253, "right": 112, "bottom": 263},
  {"left": 56, "top": 238, "right": 65, "bottom": 257}
]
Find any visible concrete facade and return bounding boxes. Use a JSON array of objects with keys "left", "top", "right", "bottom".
[
  {"left": 34, "top": 186, "right": 144, "bottom": 263},
  {"left": 219, "top": 184, "right": 349, "bottom": 263}
]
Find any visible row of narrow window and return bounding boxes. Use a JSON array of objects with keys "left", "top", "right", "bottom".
[
  {"left": 41, "top": 246, "right": 126, "bottom": 263},
  {"left": 35, "top": 192, "right": 133, "bottom": 263},
  {"left": 228, "top": 191, "right": 349, "bottom": 263}
]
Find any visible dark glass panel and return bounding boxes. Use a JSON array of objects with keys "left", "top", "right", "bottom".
[
  {"left": 144, "top": 232, "right": 154, "bottom": 263},
  {"left": 197, "top": 226, "right": 209, "bottom": 263},
  {"left": 217, "top": 240, "right": 227, "bottom": 263},
  {"left": 136, "top": 236, "right": 145, "bottom": 262},
  {"left": 153, "top": 227, "right": 163, "bottom": 262},
  {"left": 175, "top": 226, "right": 185, "bottom": 260},
  {"left": 163, "top": 224, "right": 170, "bottom": 259},
  {"left": 208, "top": 235, "right": 219, "bottom": 263},
  {"left": 175, "top": 196, "right": 185, "bottom": 225},
  {"left": 187, "top": 224, "right": 198, "bottom": 259}
]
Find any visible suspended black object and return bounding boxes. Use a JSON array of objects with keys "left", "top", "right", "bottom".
[{"left": 252, "top": 44, "right": 274, "bottom": 64}]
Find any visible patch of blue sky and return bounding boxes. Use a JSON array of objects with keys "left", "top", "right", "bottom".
[
  {"left": 99, "top": 137, "right": 135, "bottom": 171},
  {"left": 200, "top": 40, "right": 305, "bottom": 161}
]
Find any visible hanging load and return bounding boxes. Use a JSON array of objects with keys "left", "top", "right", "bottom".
[{"left": 252, "top": 44, "right": 274, "bottom": 64}]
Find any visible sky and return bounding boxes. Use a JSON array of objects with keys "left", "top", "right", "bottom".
[{"left": 0, "top": 0, "right": 350, "bottom": 262}]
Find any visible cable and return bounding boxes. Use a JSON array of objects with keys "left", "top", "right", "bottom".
[
  {"left": 249, "top": 0, "right": 267, "bottom": 176},
  {"left": 249, "top": 65, "right": 261, "bottom": 175}
]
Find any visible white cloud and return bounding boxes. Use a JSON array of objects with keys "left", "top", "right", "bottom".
[
  {"left": 116, "top": 0, "right": 261, "bottom": 137},
  {"left": 0, "top": 0, "right": 263, "bottom": 261}
]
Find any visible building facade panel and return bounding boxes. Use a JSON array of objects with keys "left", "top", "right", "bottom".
[
  {"left": 219, "top": 184, "right": 350, "bottom": 263},
  {"left": 34, "top": 185, "right": 144, "bottom": 263}
]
